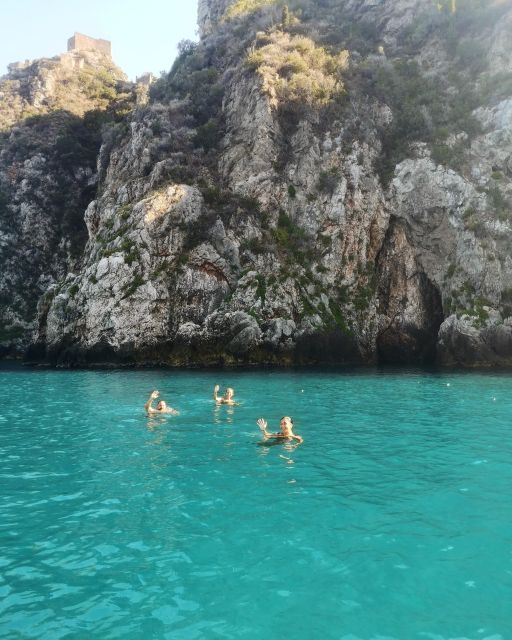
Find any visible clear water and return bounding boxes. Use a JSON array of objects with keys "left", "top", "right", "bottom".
[{"left": 0, "top": 366, "right": 511, "bottom": 640}]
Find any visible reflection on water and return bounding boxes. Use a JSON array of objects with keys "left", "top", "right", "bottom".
[
  {"left": 145, "top": 415, "right": 169, "bottom": 431},
  {"left": 213, "top": 403, "right": 236, "bottom": 425}
]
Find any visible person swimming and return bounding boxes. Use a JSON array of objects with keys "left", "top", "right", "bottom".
[
  {"left": 257, "top": 416, "right": 303, "bottom": 444},
  {"left": 145, "top": 390, "right": 179, "bottom": 415},
  {"left": 213, "top": 385, "right": 240, "bottom": 406}
]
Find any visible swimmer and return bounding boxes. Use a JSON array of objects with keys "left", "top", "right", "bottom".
[
  {"left": 213, "top": 384, "right": 240, "bottom": 406},
  {"left": 257, "top": 416, "right": 303, "bottom": 444},
  {"left": 145, "top": 390, "right": 179, "bottom": 415}
]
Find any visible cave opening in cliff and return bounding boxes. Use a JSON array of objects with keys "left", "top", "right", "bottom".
[
  {"left": 377, "top": 272, "right": 445, "bottom": 366},
  {"left": 376, "top": 218, "right": 445, "bottom": 367}
]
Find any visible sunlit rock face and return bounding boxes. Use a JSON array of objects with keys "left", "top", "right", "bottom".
[
  {"left": 197, "top": 0, "right": 234, "bottom": 37},
  {"left": 3, "top": 2, "right": 512, "bottom": 367}
]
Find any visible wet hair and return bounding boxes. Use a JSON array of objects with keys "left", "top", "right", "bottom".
[{"left": 281, "top": 416, "right": 293, "bottom": 425}]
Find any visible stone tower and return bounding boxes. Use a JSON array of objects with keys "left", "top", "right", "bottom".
[{"left": 67, "top": 33, "right": 112, "bottom": 57}]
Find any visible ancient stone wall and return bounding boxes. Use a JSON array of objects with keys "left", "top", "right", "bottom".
[{"left": 67, "top": 33, "right": 111, "bottom": 57}]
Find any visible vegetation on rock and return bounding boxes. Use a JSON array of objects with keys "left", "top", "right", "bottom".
[{"left": 247, "top": 30, "right": 348, "bottom": 108}]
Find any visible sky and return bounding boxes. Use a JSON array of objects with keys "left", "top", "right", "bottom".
[{"left": 0, "top": 0, "right": 199, "bottom": 80}]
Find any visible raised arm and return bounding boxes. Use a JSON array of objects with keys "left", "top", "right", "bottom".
[
  {"left": 145, "top": 390, "right": 159, "bottom": 414},
  {"left": 257, "top": 418, "right": 274, "bottom": 438},
  {"left": 213, "top": 384, "right": 221, "bottom": 403}
]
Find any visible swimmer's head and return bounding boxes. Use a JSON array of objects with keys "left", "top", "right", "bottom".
[
  {"left": 157, "top": 401, "right": 167, "bottom": 411},
  {"left": 280, "top": 416, "right": 293, "bottom": 435},
  {"left": 225, "top": 388, "right": 234, "bottom": 399}
]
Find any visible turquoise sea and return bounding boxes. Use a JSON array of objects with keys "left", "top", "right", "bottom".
[{"left": 0, "top": 366, "right": 511, "bottom": 640}]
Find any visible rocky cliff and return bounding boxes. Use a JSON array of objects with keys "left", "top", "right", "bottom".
[
  {"left": 3, "top": 0, "right": 512, "bottom": 367},
  {"left": 0, "top": 48, "right": 133, "bottom": 357}
]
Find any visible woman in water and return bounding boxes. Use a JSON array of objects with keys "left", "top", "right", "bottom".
[
  {"left": 145, "top": 390, "right": 179, "bottom": 415},
  {"left": 213, "top": 385, "right": 240, "bottom": 406},
  {"left": 257, "top": 416, "right": 303, "bottom": 444}
]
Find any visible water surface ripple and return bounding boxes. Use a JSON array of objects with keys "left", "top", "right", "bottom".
[{"left": 0, "top": 367, "right": 511, "bottom": 639}]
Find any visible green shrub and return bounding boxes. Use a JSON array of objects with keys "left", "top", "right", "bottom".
[
  {"left": 164, "top": 164, "right": 196, "bottom": 185},
  {"left": 247, "top": 30, "right": 349, "bottom": 109},
  {"left": 487, "top": 185, "right": 510, "bottom": 216},
  {"left": 318, "top": 234, "right": 332, "bottom": 249},
  {"left": 241, "top": 236, "right": 267, "bottom": 254},
  {"left": 270, "top": 209, "right": 316, "bottom": 265},
  {"left": 431, "top": 142, "right": 465, "bottom": 169},
  {"left": 255, "top": 274, "right": 267, "bottom": 303},
  {"left": 238, "top": 195, "right": 261, "bottom": 214},
  {"left": 318, "top": 168, "right": 341, "bottom": 194},
  {"left": 201, "top": 186, "right": 230, "bottom": 206},
  {"left": 225, "top": 0, "right": 276, "bottom": 19},
  {"left": 118, "top": 204, "right": 133, "bottom": 221},
  {"left": 272, "top": 226, "right": 289, "bottom": 246},
  {"left": 194, "top": 118, "right": 223, "bottom": 151},
  {"left": 151, "top": 120, "right": 163, "bottom": 137},
  {"left": 359, "top": 58, "right": 481, "bottom": 185},
  {"left": 0, "top": 325, "right": 25, "bottom": 342},
  {"left": 300, "top": 293, "right": 316, "bottom": 317},
  {"left": 125, "top": 248, "right": 141, "bottom": 266},
  {"left": 460, "top": 297, "right": 491, "bottom": 328},
  {"left": 151, "top": 261, "right": 171, "bottom": 279},
  {"left": 282, "top": 4, "right": 290, "bottom": 26},
  {"left": 152, "top": 51, "right": 224, "bottom": 129},
  {"left": 328, "top": 300, "right": 350, "bottom": 334},
  {"left": 122, "top": 273, "right": 145, "bottom": 298},
  {"left": 0, "top": 186, "right": 9, "bottom": 215},
  {"left": 464, "top": 215, "right": 482, "bottom": 233},
  {"left": 120, "top": 238, "right": 135, "bottom": 253}
]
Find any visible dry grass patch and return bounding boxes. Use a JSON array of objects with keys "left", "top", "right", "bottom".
[{"left": 247, "top": 31, "right": 349, "bottom": 108}]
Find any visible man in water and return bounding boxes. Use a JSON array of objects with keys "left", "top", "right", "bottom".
[
  {"left": 145, "top": 390, "right": 179, "bottom": 415},
  {"left": 257, "top": 416, "right": 303, "bottom": 444},
  {"left": 213, "top": 385, "right": 240, "bottom": 406}
]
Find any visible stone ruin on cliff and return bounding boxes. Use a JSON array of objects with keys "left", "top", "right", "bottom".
[
  {"left": 6, "top": 33, "right": 112, "bottom": 76},
  {"left": 67, "top": 33, "right": 112, "bottom": 57}
]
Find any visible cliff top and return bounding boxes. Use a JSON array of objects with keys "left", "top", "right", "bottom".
[{"left": 0, "top": 37, "right": 127, "bottom": 131}]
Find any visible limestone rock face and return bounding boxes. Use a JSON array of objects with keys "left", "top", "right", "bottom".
[
  {"left": 3, "top": 1, "right": 512, "bottom": 367},
  {"left": 377, "top": 219, "right": 444, "bottom": 364},
  {"left": 387, "top": 136, "right": 512, "bottom": 367},
  {"left": 0, "top": 48, "right": 130, "bottom": 356},
  {"left": 489, "top": 10, "right": 512, "bottom": 75},
  {"left": 438, "top": 315, "right": 512, "bottom": 367},
  {"left": 0, "top": 50, "right": 126, "bottom": 128},
  {"left": 198, "top": 0, "right": 235, "bottom": 37}
]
